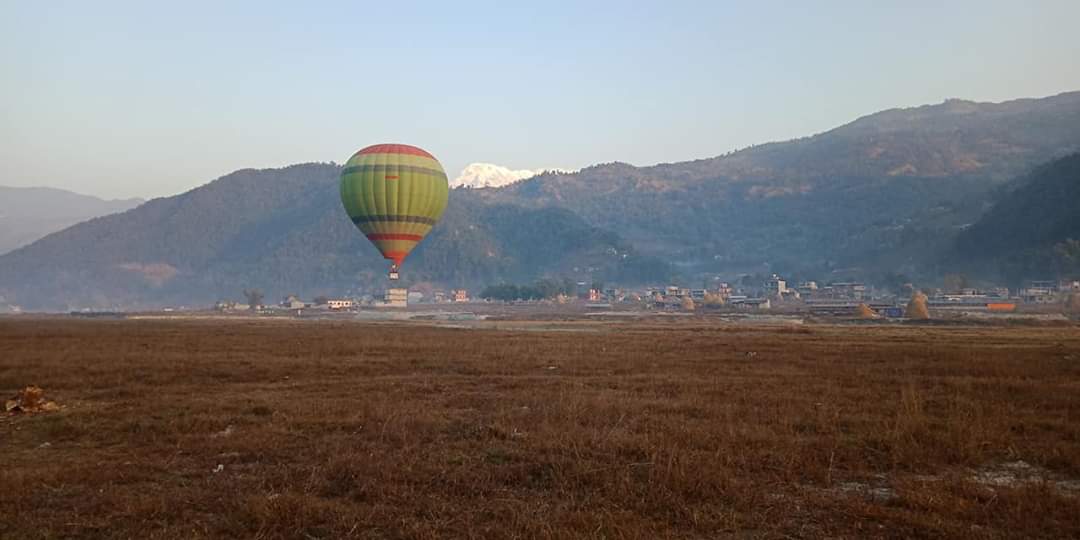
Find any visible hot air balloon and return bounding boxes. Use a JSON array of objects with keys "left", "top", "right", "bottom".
[{"left": 340, "top": 143, "right": 449, "bottom": 280}]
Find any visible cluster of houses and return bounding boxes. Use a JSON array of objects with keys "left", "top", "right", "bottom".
[
  {"left": 215, "top": 289, "right": 471, "bottom": 312},
  {"left": 599, "top": 274, "right": 1080, "bottom": 316},
  {"left": 641, "top": 285, "right": 771, "bottom": 310},
  {"left": 918, "top": 280, "right": 1079, "bottom": 313},
  {"left": 211, "top": 275, "right": 1079, "bottom": 316},
  {"left": 631, "top": 275, "right": 872, "bottom": 312},
  {"left": 1017, "top": 280, "right": 1077, "bottom": 304}
]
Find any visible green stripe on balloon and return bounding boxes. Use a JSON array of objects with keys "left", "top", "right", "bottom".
[
  {"left": 341, "top": 164, "right": 448, "bottom": 179},
  {"left": 350, "top": 215, "right": 438, "bottom": 225}
]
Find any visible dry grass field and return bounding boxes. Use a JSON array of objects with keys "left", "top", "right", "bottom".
[{"left": 2, "top": 317, "right": 1080, "bottom": 539}]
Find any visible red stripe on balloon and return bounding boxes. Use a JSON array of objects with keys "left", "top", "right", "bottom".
[
  {"left": 355, "top": 144, "right": 435, "bottom": 159},
  {"left": 384, "top": 251, "right": 408, "bottom": 265},
  {"left": 366, "top": 233, "right": 423, "bottom": 241}
]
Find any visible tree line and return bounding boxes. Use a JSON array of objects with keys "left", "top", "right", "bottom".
[{"left": 479, "top": 278, "right": 599, "bottom": 301}]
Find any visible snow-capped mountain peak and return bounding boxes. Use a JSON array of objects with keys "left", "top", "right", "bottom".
[{"left": 450, "top": 163, "right": 574, "bottom": 189}]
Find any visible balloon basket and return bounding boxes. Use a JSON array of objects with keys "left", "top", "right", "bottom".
[{"left": 388, "top": 264, "right": 400, "bottom": 281}]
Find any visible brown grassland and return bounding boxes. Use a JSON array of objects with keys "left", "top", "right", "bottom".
[{"left": 2, "top": 317, "right": 1080, "bottom": 539}]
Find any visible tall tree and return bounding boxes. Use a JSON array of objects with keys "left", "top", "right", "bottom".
[{"left": 243, "top": 289, "right": 264, "bottom": 311}]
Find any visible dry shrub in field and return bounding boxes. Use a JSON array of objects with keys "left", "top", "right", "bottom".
[
  {"left": 702, "top": 293, "right": 725, "bottom": 307},
  {"left": 892, "top": 382, "right": 928, "bottom": 441},
  {"left": 4, "top": 385, "right": 61, "bottom": 414},
  {"left": 681, "top": 296, "right": 695, "bottom": 311},
  {"left": 855, "top": 303, "right": 878, "bottom": 319},
  {"left": 906, "top": 292, "right": 930, "bottom": 319}
]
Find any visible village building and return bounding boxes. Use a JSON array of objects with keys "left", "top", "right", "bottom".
[
  {"left": 815, "top": 282, "right": 868, "bottom": 301},
  {"left": 665, "top": 286, "right": 691, "bottom": 298},
  {"left": 713, "top": 282, "right": 734, "bottom": 298},
  {"left": 1019, "top": 280, "right": 1058, "bottom": 303},
  {"left": 764, "top": 274, "right": 788, "bottom": 296},
  {"left": 729, "top": 297, "right": 771, "bottom": 310},
  {"left": 603, "top": 288, "right": 626, "bottom": 302},
  {"left": 214, "top": 300, "right": 249, "bottom": 312},
  {"left": 384, "top": 289, "right": 407, "bottom": 308},
  {"left": 326, "top": 299, "right": 354, "bottom": 310},
  {"left": 281, "top": 295, "right": 305, "bottom": 309}
]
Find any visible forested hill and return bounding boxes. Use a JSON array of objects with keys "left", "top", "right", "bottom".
[
  {"left": 954, "top": 152, "right": 1080, "bottom": 284},
  {"left": 681, "top": 90, "right": 1080, "bottom": 183},
  {"left": 0, "top": 164, "right": 663, "bottom": 311},
  {"left": 476, "top": 91, "right": 1080, "bottom": 278}
]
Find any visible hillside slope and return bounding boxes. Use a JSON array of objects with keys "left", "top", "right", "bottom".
[
  {"left": 955, "top": 152, "right": 1080, "bottom": 283},
  {"left": 479, "top": 92, "right": 1080, "bottom": 276}
]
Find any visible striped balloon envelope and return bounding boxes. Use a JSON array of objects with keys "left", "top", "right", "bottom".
[{"left": 340, "top": 144, "right": 449, "bottom": 278}]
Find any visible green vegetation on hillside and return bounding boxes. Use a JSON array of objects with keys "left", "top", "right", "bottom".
[
  {"left": 480, "top": 93, "right": 1080, "bottom": 279},
  {"left": 955, "top": 152, "right": 1080, "bottom": 284}
]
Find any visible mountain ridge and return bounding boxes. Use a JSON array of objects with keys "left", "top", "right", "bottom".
[
  {"left": 3, "top": 90, "right": 1080, "bottom": 310},
  {"left": 0, "top": 185, "right": 145, "bottom": 255},
  {"left": 469, "top": 91, "right": 1080, "bottom": 278},
  {"left": 0, "top": 163, "right": 663, "bottom": 310}
]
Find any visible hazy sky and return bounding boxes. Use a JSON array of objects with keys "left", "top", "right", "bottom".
[{"left": 3, "top": 1, "right": 1079, "bottom": 199}]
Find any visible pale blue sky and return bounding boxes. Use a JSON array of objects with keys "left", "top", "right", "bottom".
[{"left": 2, "top": 0, "right": 1079, "bottom": 199}]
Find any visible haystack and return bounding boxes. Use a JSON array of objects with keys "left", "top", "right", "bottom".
[
  {"left": 905, "top": 292, "right": 930, "bottom": 320},
  {"left": 702, "top": 293, "right": 726, "bottom": 307},
  {"left": 681, "top": 296, "right": 696, "bottom": 311},
  {"left": 855, "top": 303, "right": 878, "bottom": 319}
]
